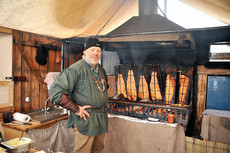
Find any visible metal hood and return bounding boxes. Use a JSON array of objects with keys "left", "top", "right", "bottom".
[
  {"left": 108, "top": 0, "right": 185, "bottom": 35},
  {"left": 99, "top": 0, "right": 193, "bottom": 44},
  {"left": 108, "top": 14, "right": 185, "bottom": 35}
]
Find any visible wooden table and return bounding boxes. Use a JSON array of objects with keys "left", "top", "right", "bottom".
[{"left": 1, "top": 116, "right": 68, "bottom": 139}]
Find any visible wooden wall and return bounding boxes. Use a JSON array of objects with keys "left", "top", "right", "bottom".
[
  {"left": 63, "top": 51, "right": 83, "bottom": 69},
  {"left": 12, "top": 30, "right": 62, "bottom": 112}
]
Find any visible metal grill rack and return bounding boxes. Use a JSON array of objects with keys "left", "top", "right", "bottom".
[
  {"left": 109, "top": 64, "right": 194, "bottom": 126},
  {"left": 108, "top": 99, "right": 192, "bottom": 125}
]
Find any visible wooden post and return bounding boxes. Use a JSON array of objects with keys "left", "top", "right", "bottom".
[{"left": 196, "top": 74, "right": 207, "bottom": 132}]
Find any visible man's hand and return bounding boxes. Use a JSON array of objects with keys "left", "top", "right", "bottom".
[{"left": 75, "top": 105, "right": 91, "bottom": 120}]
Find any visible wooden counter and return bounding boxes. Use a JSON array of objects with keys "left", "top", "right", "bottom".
[
  {"left": 1, "top": 116, "right": 68, "bottom": 139},
  {"left": 103, "top": 115, "right": 186, "bottom": 153}
]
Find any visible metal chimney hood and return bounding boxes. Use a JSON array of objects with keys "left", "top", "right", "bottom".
[
  {"left": 108, "top": 14, "right": 185, "bottom": 35},
  {"left": 99, "top": 0, "right": 194, "bottom": 46},
  {"left": 109, "top": 0, "right": 184, "bottom": 35}
]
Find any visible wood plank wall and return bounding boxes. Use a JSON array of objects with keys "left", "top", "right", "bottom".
[
  {"left": 64, "top": 51, "right": 83, "bottom": 69},
  {"left": 107, "top": 76, "right": 116, "bottom": 98},
  {"left": 12, "top": 30, "right": 63, "bottom": 112}
]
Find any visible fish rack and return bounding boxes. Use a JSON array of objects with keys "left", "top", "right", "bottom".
[{"left": 108, "top": 64, "right": 194, "bottom": 126}]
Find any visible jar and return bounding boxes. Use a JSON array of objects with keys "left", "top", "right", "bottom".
[{"left": 168, "top": 113, "right": 175, "bottom": 124}]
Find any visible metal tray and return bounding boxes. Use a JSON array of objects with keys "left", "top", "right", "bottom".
[{"left": 1, "top": 137, "right": 32, "bottom": 150}]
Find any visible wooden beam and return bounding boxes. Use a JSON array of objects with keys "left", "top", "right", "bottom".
[
  {"left": 14, "top": 39, "right": 35, "bottom": 47},
  {"left": 22, "top": 33, "right": 32, "bottom": 112},
  {"left": 196, "top": 74, "right": 207, "bottom": 133},
  {"left": 31, "top": 34, "right": 40, "bottom": 110},
  {"left": 0, "top": 27, "right": 12, "bottom": 34},
  {"left": 197, "top": 65, "right": 230, "bottom": 75},
  {"left": 13, "top": 31, "right": 22, "bottom": 112}
]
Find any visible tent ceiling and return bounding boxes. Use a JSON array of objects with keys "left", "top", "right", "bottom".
[
  {"left": 179, "top": 0, "right": 230, "bottom": 25},
  {"left": 0, "top": 0, "right": 138, "bottom": 38},
  {"left": 0, "top": 0, "right": 229, "bottom": 38}
]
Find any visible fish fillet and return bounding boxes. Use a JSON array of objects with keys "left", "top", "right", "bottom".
[
  {"left": 179, "top": 75, "right": 190, "bottom": 104},
  {"left": 117, "top": 73, "right": 127, "bottom": 98},
  {"left": 165, "top": 74, "right": 176, "bottom": 104},
  {"left": 150, "top": 72, "right": 162, "bottom": 100},
  {"left": 127, "top": 70, "right": 137, "bottom": 101},
  {"left": 138, "top": 75, "right": 149, "bottom": 100}
]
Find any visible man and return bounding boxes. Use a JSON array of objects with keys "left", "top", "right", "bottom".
[{"left": 49, "top": 37, "right": 108, "bottom": 153}]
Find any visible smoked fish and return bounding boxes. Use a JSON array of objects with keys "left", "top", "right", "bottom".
[
  {"left": 127, "top": 70, "right": 137, "bottom": 101},
  {"left": 150, "top": 71, "right": 162, "bottom": 101},
  {"left": 138, "top": 75, "right": 149, "bottom": 100},
  {"left": 179, "top": 75, "right": 190, "bottom": 104},
  {"left": 117, "top": 73, "right": 127, "bottom": 98},
  {"left": 165, "top": 74, "right": 176, "bottom": 104}
]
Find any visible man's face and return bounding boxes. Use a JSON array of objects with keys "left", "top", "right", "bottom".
[{"left": 84, "top": 46, "right": 102, "bottom": 67}]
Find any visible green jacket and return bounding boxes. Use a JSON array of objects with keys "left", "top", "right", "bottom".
[{"left": 49, "top": 59, "right": 108, "bottom": 136}]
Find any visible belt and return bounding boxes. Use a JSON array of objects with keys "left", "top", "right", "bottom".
[{"left": 85, "top": 107, "right": 108, "bottom": 113}]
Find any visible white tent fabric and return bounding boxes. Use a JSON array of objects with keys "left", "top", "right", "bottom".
[
  {"left": 0, "top": 0, "right": 229, "bottom": 38},
  {"left": 0, "top": 0, "right": 138, "bottom": 38}
]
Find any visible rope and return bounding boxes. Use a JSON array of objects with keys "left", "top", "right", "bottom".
[{"left": 96, "top": 0, "right": 126, "bottom": 36}]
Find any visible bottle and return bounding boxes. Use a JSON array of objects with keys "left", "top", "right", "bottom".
[{"left": 5, "top": 76, "right": 26, "bottom": 82}]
